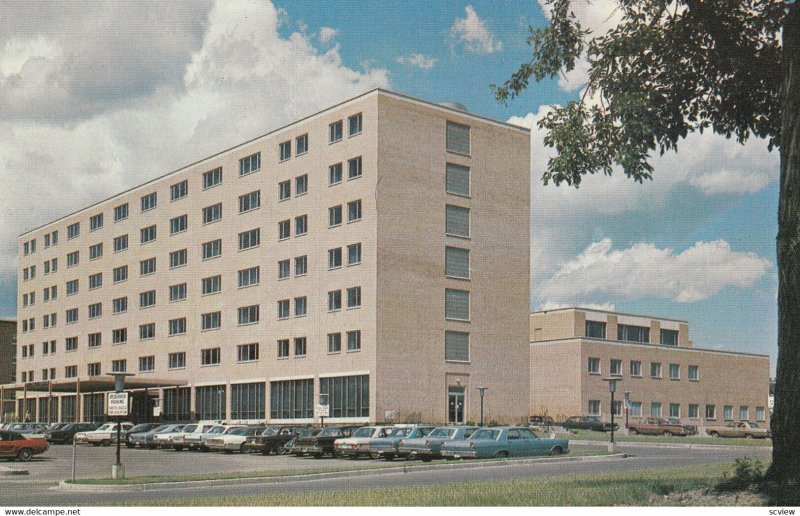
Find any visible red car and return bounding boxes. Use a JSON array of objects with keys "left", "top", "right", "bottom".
[{"left": 0, "top": 430, "right": 49, "bottom": 461}]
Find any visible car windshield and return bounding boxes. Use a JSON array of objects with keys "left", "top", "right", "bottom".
[
  {"left": 226, "top": 428, "right": 248, "bottom": 436},
  {"left": 182, "top": 425, "right": 197, "bottom": 433},
  {"left": 319, "top": 427, "right": 341, "bottom": 437},
  {"left": 130, "top": 424, "right": 152, "bottom": 432},
  {"left": 353, "top": 427, "right": 375, "bottom": 438},
  {"left": 208, "top": 427, "right": 226, "bottom": 434},
  {"left": 386, "top": 427, "right": 413, "bottom": 437},
  {"left": 749, "top": 422, "right": 761, "bottom": 428},
  {"left": 96, "top": 424, "right": 113, "bottom": 431},
  {"left": 154, "top": 426, "right": 174, "bottom": 433},
  {"left": 261, "top": 427, "right": 280, "bottom": 436},
  {"left": 429, "top": 428, "right": 455, "bottom": 438},
  {"left": 471, "top": 429, "right": 501, "bottom": 440},
  {"left": 586, "top": 416, "right": 601, "bottom": 422}
]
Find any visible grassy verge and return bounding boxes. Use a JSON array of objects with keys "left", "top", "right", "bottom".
[
  {"left": 111, "top": 461, "right": 765, "bottom": 506},
  {"left": 564, "top": 429, "right": 772, "bottom": 447},
  {"left": 68, "top": 449, "right": 608, "bottom": 485}
]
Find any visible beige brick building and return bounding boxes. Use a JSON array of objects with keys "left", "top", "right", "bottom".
[
  {"left": 530, "top": 307, "right": 771, "bottom": 431},
  {"left": 11, "top": 89, "right": 531, "bottom": 426},
  {"left": 0, "top": 319, "right": 17, "bottom": 420}
]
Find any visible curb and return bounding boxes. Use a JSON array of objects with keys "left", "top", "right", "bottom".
[
  {"left": 57, "top": 453, "right": 626, "bottom": 492},
  {"left": 0, "top": 466, "right": 29, "bottom": 476},
  {"left": 572, "top": 439, "right": 772, "bottom": 452}
]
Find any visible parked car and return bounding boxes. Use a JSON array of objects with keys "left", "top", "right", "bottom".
[
  {"left": 561, "top": 416, "right": 618, "bottom": 432},
  {"left": 7, "top": 423, "right": 48, "bottom": 438},
  {"left": 74, "top": 423, "right": 114, "bottom": 444},
  {"left": 154, "top": 424, "right": 192, "bottom": 449},
  {"left": 627, "top": 417, "right": 689, "bottom": 436},
  {"left": 286, "top": 428, "right": 323, "bottom": 456},
  {"left": 46, "top": 423, "right": 100, "bottom": 444},
  {"left": 0, "top": 430, "right": 49, "bottom": 461},
  {"left": 529, "top": 415, "right": 556, "bottom": 426},
  {"left": 243, "top": 425, "right": 308, "bottom": 455},
  {"left": 398, "top": 426, "right": 481, "bottom": 461},
  {"left": 192, "top": 425, "right": 244, "bottom": 452},
  {"left": 369, "top": 426, "right": 435, "bottom": 460},
  {"left": 292, "top": 425, "right": 362, "bottom": 458},
  {"left": 334, "top": 426, "right": 394, "bottom": 459},
  {"left": 666, "top": 417, "right": 698, "bottom": 435},
  {"left": 172, "top": 422, "right": 220, "bottom": 451},
  {"left": 705, "top": 421, "right": 771, "bottom": 439},
  {"left": 440, "top": 426, "right": 569, "bottom": 459},
  {"left": 207, "top": 426, "right": 265, "bottom": 453},
  {"left": 125, "top": 423, "right": 163, "bottom": 448},
  {"left": 86, "top": 422, "right": 134, "bottom": 446}
]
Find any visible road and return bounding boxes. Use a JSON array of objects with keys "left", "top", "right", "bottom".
[{"left": 0, "top": 442, "right": 771, "bottom": 506}]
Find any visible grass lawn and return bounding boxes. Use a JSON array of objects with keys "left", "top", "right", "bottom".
[
  {"left": 112, "top": 461, "right": 765, "bottom": 506},
  {"left": 563, "top": 429, "right": 772, "bottom": 447}
]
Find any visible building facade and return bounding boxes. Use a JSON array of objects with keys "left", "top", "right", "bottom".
[
  {"left": 530, "top": 308, "right": 770, "bottom": 430},
  {"left": 0, "top": 319, "right": 17, "bottom": 420},
  {"left": 13, "top": 90, "right": 531, "bottom": 426}
]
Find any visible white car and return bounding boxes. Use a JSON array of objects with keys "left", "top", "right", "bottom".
[
  {"left": 86, "top": 422, "right": 134, "bottom": 446},
  {"left": 172, "top": 422, "right": 221, "bottom": 451},
  {"left": 183, "top": 424, "right": 233, "bottom": 451},
  {"left": 334, "top": 426, "right": 394, "bottom": 459},
  {"left": 75, "top": 423, "right": 114, "bottom": 444},
  {"left": 154, "top": 424, "right": 190, "bottom": 449},
  {"left": 206, "top": 426, "right": 265, "bottom": 453}
]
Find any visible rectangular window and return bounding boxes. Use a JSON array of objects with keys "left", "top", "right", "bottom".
[
  {"left": 139, "top": 290, "right": 156, "bottom": 308},
  {"left": 348, "top": 156, "right": 362, "bottom": 179},
  {"left": 201, "top": 311, "right": 221, "bottom": 330},
  {"left": 88, "top": 303, "right": 102, "bottom": 319},
  {"left": 329, "top": 120, "right": 343, "bottom": 143},
  {"left": 277, "top": 299, "right": 290, "bottom": 319},
  {"left": 51, "top": 285, "right": 57, "bottom": 299},
  {"left": 65, "top": 365, "right": 77, "bottom": 378},
  {"left": 169, "top": 318, "right": 186, "bottom": 336},
  {"left": 670, "top": 403, "right": 680, "bottom": 418},
  {"left": 661, "top": 329, "right": 679, "bottom": 346},
  {"left": 585, "top": 320, "right": 607, "bottom": 339},
  {"left": 588, "top": 400, "right": 601, "bottom": 416},
  {"left": 294, "top": 255, "right": 307, "bottom": 276},
  {"left": 113, "top": 234, "right": 128, "bottom": 252},
  {"left": 114, "top": 203, "right": 129, "bottom": 222},
  {"left": 724, "top": 405, "right": 733, "bottom": 420},
  {"left": 669, "top": 363, "right": 680, "bottom": 380},
  {"left": 67, "top": 251, "right": 79, "bottom": 267},
  {"left": 239, "top": 152, "right": 261, "bottom": 176},
  {"left": 445, "top": 330, "right": 469, "bottom": 362},
  {"left": 329, "top": 248, "right": 342, "bottom": 269},
  {"left": 279, "top": 140, "right": 291, "bottom": 161},
  {"left": 650, "top": 402, "right": 662, "bottom": 417},
  {"left": 140, "top": 225, "right": 157, "bottom": 244},
  {"left": 295, "top": 215, "right": 308, "bottom": 235},
  {"left": 446, "top": 163, "right": 470, "bottom": 197},
  {"left": 689, "top": 404, "right": 699, "bottom": 418},
  {"left": 237, "top": 343, "right": 259, "bottom": 362},
  {"left": 141, "top": 192, "right": 157, "bottom": 212},
  {"left": 318, "top": 375, "right": 369, "bottom": 418},
  {"left": 650, "top": 362, "right": 662, "bottom": 378},
  {"left": 239, "top": 228, "right": 260, "bottom": 250},
  {"left": 706, "top": 404, "right": 717, "bottom": 419},
  {"left": 88, "top": 363, "right": 102, "bottom": 377},
  {"left": 51, "top": 258, "right": 57, "bottom": 273},
  {"left": 278, "top": 259, "right": 290, "bottom": 279},
  {"left": 445, "top": 205, "right": 470, "bottom": 237},
  {"left": 329, "top": 206, "right": 343, "bottom": 227},
  {"left": 270, "top": 378, "right": 315, "bottom": 419},
  {"left": 328, "top": 290, "right": 342, "bottom": 311},
  {"left": 170, "top": 214, "right": 187, "bottom": 235},
  {"left": 347, "top": 200, "right": 362, "bottom": 222},
  {"left": 51, "top": 231, "right": 58, "bottom": 245},
  {"left": 327, "top": 333, "right": 342, "bottom": 353},
  {"left": 346, "top": 330, "right": 362, "bottom": 352},
  {"left": 113, "top": 265, "right": 128, "bottom": 283},
  {"left": 348, "top": 243, "right": 363, "bottom": 265},
  {"left": 202, "top": 203, "right": 222, "bottom": 224},
  {"left": 169, "top": 352, "right": 186, "bottom": 369},
  {"left": 446, "top": 120, "right": 470, "bottom": 155},
  {"left": 201, "top": 347, "right": 221, "bottom": 366},
  {"left": 296, "top": 174, "right": 308, "bottom": 195},
  {"left": 278, "top": 180, "right": 291, "bottom": 200},
  {"left": 588, "top": 357, "right": 601, "bottom": 374},
  {"left": 89, "top": 243, "right": 103, "bottom": 260},
  {"left": 202, "top": 239, "right": 222, "bottom": 260},
  {"left": 278, "top": 219, "right": 290, "bottom": 239},
  {"left": 67, "top": 222, "right": 80, "bottom": 240},
  {"left": 139, "top": 356, "right": 155, "bottom": 372},
  {"left": 294, "top": 337, "right": 307, "bottom": 356},
  {"left": 329, "top": 163, "right": 343, "bottom": 185},
  {"left": 112, "top": 328, "right": 127, "bottom": 344},
  {"left": 139, "top": 323, "right": 155, "bottom": 340},
  {"left": 347, "top": 286, "right": 362, "bottom": 309},
  {"left": 610, "top": 359, "right": 622, "bottom": 375},
  {"left": 89, "top": 272, "right": 102, "bottom": 290},
  {"left": 296, "top": 133, "right": 308, "bottom": 155},
  {"left": 89, "top": 213, "right": 103, "bottom": 231},
  {"left": 444, "top": 288, "right": 469, "bottom": 320},
  {"left": 112, "top": 360, "right": 127, "bottom": 373},
  {"left": 65, "top": 307, "right": 77, "bottom": 323},
  {"left": 294, "top": 296, "right": 307, "bottom": 317},
  {"left": 618, "top": 324, "right": 650, "bottom": 343},
  {"left": 239, "top": 190, "right": 261, "bottom": 213},
  {"left": 169, "top": 248, "right": 187, "bottom": 268},
  {"left": 238, "top": 305, "right": 260, "bottom": 325},
  {"left": 630, "top": 401, "right": 642, "bottom": 417},
  {"left": 688, "top": 365, "right": 699, "bottom": 381},
  {"left": 66, "top": 337, "right": 78, "bottom": 352},
  {"left": 739, "top": 406, "right": 749, "bottom": 421},
  {"left": 201, "top": 275, "right": 221, "bottom": 295},
  {"left": 203, "top": 167, "right": 222, "bottom": 189},
  {"left": 88, "top": 332, "right": 101, "bottom": 348},
  {"left": 445, "top": 246, "right": 470, "bottom": 278},
  {"left": 44, "top": 260, "right": 50, "bottom": 275},
  {"left": 170, "top": 179, "right": 188, "bottom": 201},
  {"left": 756, "top": 407, "right": 765, "bottom": 421},
  {"left": 238, "top": 266, "right": 260, "bottom": 288},
  {"left": 112, "top": 296, "right": 127, "bottom": 314},
  {"left": 277, "top": 339, "right": 290, "bottom": 358},
  {"left": 139, "top": 257, "right": 156, "bottom": 276},
  {"left": 630, "top": 360, "right": 642, "bottom": 377},
  {"left": 348, "top": 113, "right": 362, "bottom": 136}
]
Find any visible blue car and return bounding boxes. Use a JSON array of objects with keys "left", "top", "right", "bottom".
[
  {"left": 440, "top": 426, "right": 569, "bottom": 459},
  {"left": 368, "top": 426, "right": 435, "bottom": 460},
  {"left": 399, "top": 426, "right": 481, "bottom": 461}
]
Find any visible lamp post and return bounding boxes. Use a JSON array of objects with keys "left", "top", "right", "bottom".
[
  {"left": 108, "top": 372, "right": 133, "bottom": 480},
  {"left": 624, "top": 391, "right": 630, "bottom": 432},
  {"left": 603, "top": 376, "right": 622, "bottom": 453},
  {"left": 477, "top": 387, "right": 488, "bottom": 427}
]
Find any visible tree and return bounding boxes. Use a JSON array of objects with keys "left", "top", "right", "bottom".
[{"left": 494, "top": 0, "right": 799, "bottom": 500}]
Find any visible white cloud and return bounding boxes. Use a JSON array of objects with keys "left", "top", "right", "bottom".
[
  {"left": 538, "top": 301, "right": 616, "bottom": 312},
  {"left": 319, "top": 27, "right": 338, "bottom": 44},
  {"left": 450, "top": 6, "right": 502, "bottom": 54},
  {"left": 0, "top": 36, "right": 62, "bottom": 77},
  {"left": 539, "top": 239, "right": 771, "bottom": 303},
  {"left": 689, "top": 168, "right": 775, "bottom": 194},
  {"left": 396, "top": 53, "right": 437, "bottom": 70}
]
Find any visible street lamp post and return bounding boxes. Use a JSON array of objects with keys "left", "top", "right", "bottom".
[
  {"left": 624, "top": 391, "right": 630, "bottom": 432},
  {"left": 603, "top": 376, "right": 622, "bottom": 453},
  {"left": 477, "top": 387, "right": 488, "bottom": 427},
  {"left": 108, "top": 372, "right": 133, "bottom": 480}
]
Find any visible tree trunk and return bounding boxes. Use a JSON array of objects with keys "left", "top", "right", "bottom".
[{"left": 770, "top": 2, "right": 800, "bottom": 493}]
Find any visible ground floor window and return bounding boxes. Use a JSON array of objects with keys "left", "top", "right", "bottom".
[
  {"left": 629, "top": 401, "right": 642, "bottom": 417},
  {"left": 195, "top": 385, "right": 226, "bottom": 421},
  {"left": 688, "top": 404, "right": 699, "bottom": 418},
  {"left": 587, "top": 399, "right": 601, "bottom": 416},
  {"left": 162, "top": 387, "right": 191, "bottom": 422},
  {"left": 270, "top": 379, "right": 313, "bottom": 419},
  {"left": 231, "top": 382, "right": 265, "bottom": 420},
  {"left": 83, "top": 393, "right": 104, "bottom": 423},
  {"left": 612, "top": 400, "right": 623, "bottom": 416},
  {"left": 319, "top": 375, "right": 369, "bottom": 418},
  {"left": 61, "top": 396, "right": 76, "bottom": 422}
]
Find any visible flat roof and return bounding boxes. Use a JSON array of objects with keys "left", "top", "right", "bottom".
[
  {"left": 531, "top": 306, "right": 688, "bottom": 324},
  {"left": 19, "top": 88, "right": 529, "bottom": 238},
  {"left": 0, "top": 318, "right": 16, "bottom": 323},
  {"left": 0, "top": 377, "right": 187, "bottom": 393},
  {"left": 530, "top": 336, "right": 770, "bottom": 359}
]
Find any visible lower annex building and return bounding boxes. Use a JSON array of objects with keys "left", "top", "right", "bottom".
[
  {"left": 530, "top": 307, "right": 771, "bottom": 429},
  {"left": 9, "top": 89, "right": 531, "bottom": 426}
]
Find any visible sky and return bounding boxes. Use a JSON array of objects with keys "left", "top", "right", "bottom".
[{"left": 0, "top": 0, "right": 779, "bottom": 372}]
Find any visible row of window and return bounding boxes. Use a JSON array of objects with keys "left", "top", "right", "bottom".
[
  {"left": 22, "top": 230, "right": 59, "bottom": 255},
  {"left": 585, "top": 320, "right": 679, "bottom": 346},
  {"left": 588, "top": 399, "right": 767, "bottom": 422},
  {"left": 588, "top": 357, "right": 699, "bottom": 381}
]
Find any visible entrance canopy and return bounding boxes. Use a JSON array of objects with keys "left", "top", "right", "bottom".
[{"left": 0, "top": 377, "right": 187, "bottom": 394}]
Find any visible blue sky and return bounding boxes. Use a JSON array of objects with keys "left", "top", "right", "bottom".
[{"left": 0, "top": 0, "right": 779, "bottom": 372}]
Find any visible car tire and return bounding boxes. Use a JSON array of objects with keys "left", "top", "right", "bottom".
[
  {"left": 494, "top": 451, "right": 509, "bottom": 459},
  {"left": 629, "top": 428, "right": 638, "bottom": 435},
  {"left": 549, "top": 446, "right": 563, "bottom": 456},
  {"left": 383, "top": 454, "right": 395, "bottom": 461},
  {"left": 101, "top": 440, "right": 111, "bottom": 447},
  {"left": 16, "top": 448, "right": 33, "bottom": 462},
  {"left": 173, "top": 446, "right": 184, "bottom": 451},
  {"left": 91, "top": 442, "right": 101, "bottom": 447},
  {"left": 710, "top": 431, "right": 720, "bottom": 438}
]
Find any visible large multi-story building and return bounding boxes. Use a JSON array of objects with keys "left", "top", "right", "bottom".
[
  {"left": 11, "top": 89, "right": 531, "bottom": 426},
  {"left": 530, "top": 308, "right": 771, "bottom": 429},
  {"left": 0, "top": 318, "right": 17, "bottom": 420}
]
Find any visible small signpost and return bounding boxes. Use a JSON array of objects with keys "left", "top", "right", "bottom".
[
  {"left": 316, "top": 399, "right": 330, "bottom": 428},
  {"left": 107, "top": 392, "right": 129, "bottom": 416}
]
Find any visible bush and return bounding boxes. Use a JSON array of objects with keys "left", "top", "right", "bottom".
[{"left": 715, "top": 458, "right": 765, "bottom": 493}]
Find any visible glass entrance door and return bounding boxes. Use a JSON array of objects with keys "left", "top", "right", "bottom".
[{"left": 448, "top": 386, "right": 465, "bottom": 424}]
